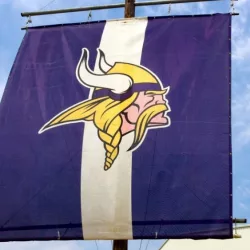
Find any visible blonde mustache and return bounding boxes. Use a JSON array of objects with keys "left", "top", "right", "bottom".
[{"left": 128, "top": 104, "right": 168, "bottom": 151}]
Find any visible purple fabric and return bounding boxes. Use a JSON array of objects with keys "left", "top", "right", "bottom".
[
  {"left": 132, "top": 14, "right": 232, "bottom": 239},
  {"left": 0, "top": 22, "right": 105, "bottom": 241},
  {"left": 92, "top": 83, "right": 162, "bottom": 100},
  {"left": 0, "top": 14, "right": 232, "bottom": 242}
]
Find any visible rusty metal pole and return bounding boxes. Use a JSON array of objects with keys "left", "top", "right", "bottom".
[
  {"left": 113, "top": 240, "right": 128, "bottom": 250},
  {"left": 124, "top": 0, "right": 135, "bottom": 18},
  {"left": 113, "top": 0, "right": 134, "bottom": 244},
  {"left": 113, "top": 1, "right": 135, "bottom": 250}
]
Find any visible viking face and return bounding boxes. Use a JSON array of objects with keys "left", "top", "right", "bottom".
[
  {"left": 39, "top": 48, "right": 171, "bottom": 170},
  {"left": 122, "top": 91, "right": 170, "bottom": 128}
]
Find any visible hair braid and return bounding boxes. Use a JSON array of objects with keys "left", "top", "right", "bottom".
[
  {"left": 98, "top": 115, "right": 122, "bottom": 170},
  {"left": 41, "top": 93, "right": 140, "bottom": 171}
]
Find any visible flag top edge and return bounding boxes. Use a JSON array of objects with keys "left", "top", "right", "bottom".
[{"left": 24, "top": 12, "right": 231, "bottom": 31}]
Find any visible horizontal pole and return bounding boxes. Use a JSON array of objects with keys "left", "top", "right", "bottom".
[
  {"left": 233, "top": 234, "right": 241, "bottom": 238},
  {"left": 136, "top": 0, "right": 221, "bottom": 7},
  {"left": 20, "top": 12, "right": 240, "bottom": 30},
  {"left": 1, "top": 218, "right": 246, "bottom": 231},
  {"left": 233, "top": 218, "right": 247, "bottom": 224},
  {"left": 21, "top": 0, "right": 222, "bottom": 17}
]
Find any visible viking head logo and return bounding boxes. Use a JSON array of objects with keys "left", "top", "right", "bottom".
[{"left": 39, "top": 48, "right": 171, "bottom": 171}]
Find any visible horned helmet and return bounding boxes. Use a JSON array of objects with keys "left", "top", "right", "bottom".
[{"left": 76, "top": 48, "right": 169, "bottom": 102}]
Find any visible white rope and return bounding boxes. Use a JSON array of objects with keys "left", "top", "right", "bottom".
[
  {"left": 145, "top": 240, "right": 150, "bottom": 250},
  {"left": 25, "top": 0, "right": 58, "bottom": 28},
  {"left": 39, "top": 0, "right": 57, "bottom": 11},
  {"left": 139, "top": 239, "right": 143, "bottom": 250},
  {"left": 39, "top": 0, "right": 63, "bottom": 25},
  {"left": 95, "top": 240, "right": 99, "bottom": 250}
]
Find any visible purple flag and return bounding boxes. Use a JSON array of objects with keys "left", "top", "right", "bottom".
[{"left": 0, "top": 14, "right": 232, "bottom": 241}]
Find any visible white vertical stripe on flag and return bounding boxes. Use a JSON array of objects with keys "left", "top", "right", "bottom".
[{"left": 81, "top": 18, "right": 148, "bottom": 240}]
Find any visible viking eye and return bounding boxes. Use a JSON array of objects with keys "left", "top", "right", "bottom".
[{"left": 144, "top": 96, "right": 154, "bottom": 108}]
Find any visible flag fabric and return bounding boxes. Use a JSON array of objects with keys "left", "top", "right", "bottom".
[{"left": 0, "top": 14, "right": 232, "bottom": 241}]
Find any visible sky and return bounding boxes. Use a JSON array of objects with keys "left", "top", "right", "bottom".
[{"left": 0, "top": 0, "right": 249, "bottom": 249}]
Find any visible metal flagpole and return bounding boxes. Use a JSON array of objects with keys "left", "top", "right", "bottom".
[
  {"left": 125, "top": 0, "right": 135, "bottom": 18},
  {"left": 112, "top": 3, "right": 135, "bottom": 249},
  {"left": 112, "top": 2, "right": 135, "bottom": 248},
  {"left": 21, "top": 0, "right": 223, "bottom": 17},
  {"left": 113, "top": 239, "right": 128, "bottom": 250}
]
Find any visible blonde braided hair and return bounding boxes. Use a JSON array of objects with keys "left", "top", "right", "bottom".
[
  {"left": 41, "top": 89, "right": 168, "bottom": 171},
  {"left": 42, "top": 93, "right": 138, "bottom": 170},
  {"left": 93, "top": 93, "right": 138, "bottom": 170}
]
